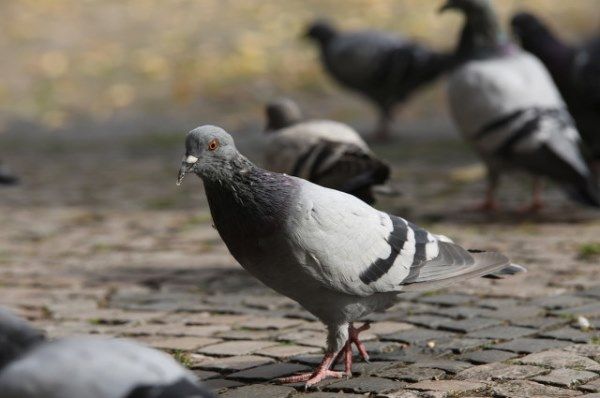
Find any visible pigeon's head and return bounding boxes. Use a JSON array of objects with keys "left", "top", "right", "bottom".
[
  {"left": 303, "top": 19, "right": 337, "bottom": 45},
  {"left": 510, "top": 12, "right": 552, "bottom": 44},
  {"left": 0, "top": 308, "right": 46, "bottom": 370},
  {"left": 177, "top": 125, "right": 239, "bottom": 185},
  {"left": 265, "top": 98, "right": 303, "bottom": 131},
  {"left": 439, "top": 0, "right": 492, "bottom": 14}
]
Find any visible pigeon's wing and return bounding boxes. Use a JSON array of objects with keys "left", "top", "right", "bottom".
[
  {"left": 0, "top": 338, "right": 212, "bottom": 398},
  {"left": 574, "top": 38, "right": 600, "bottom": 109},
  {"left": 291, "top": 180, "right": 512, "bottom": 297}
]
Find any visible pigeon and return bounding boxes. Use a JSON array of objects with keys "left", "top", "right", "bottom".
[
  {"left": 440, "top": 0, "right": 600, "bottom": 211},
  {"left": 264, "top": 98, "right": 391, "bottom": 204},
  {"left": 304, "top": 19, "right": 455, "bottom": 141},
  {"left": 0, "top": 308, "right": 214, "bottom": 398},
  {"left": 0, "top": 161, "right": 18, "bottom": 185},
  {"left": 511, "top": 12, "right": 600, "bottom": 167},
  {"left": 177, "top": 125, "right": 525, "bottom": 387}
]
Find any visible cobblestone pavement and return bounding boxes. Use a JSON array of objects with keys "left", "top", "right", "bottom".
[{"left": 2, "top": 134, "right": 600, "bottom": 397}]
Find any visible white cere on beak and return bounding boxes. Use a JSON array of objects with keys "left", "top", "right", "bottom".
[{"left": 185, "top": 155, "right": 199, "bottom": 164}]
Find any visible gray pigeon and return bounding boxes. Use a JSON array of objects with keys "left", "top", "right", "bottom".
[
  {"left": 264, "top": 98, "right": 390, "bottom": 204},
  {"left": 0, "top": 308, "right": 214, "bottom": 398},
  {"left": 304, "top": 19, "right": 455, "bottom": 141},
  {"left": 177, "top": 125, "right": 524, "bottom": 387},
  {"left": 441, "top": 0, "right": 600, "bottom": 211}
]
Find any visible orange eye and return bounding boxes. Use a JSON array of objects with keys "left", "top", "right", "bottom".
[{"left": 208, "top": 139, "right": 219, "bottom": 151}]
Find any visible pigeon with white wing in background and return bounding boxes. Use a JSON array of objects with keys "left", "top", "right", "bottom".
[
  {"left": 177, "top": 125, "right": 525, "bottom": 387},
  {"left": 441, "top": 0, "right": 600, "bottom": 212},
  {"left": 0, "top": 308, "right": 214, "bottom": 398},
  {"left": 264, "top": 98, "right": 391, "bottom": 204}
]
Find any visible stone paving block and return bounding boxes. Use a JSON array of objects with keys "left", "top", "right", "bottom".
[
  {"left": 553, "top": 303, "right": 600, "bottom": 318},
  {"left": 368, "top": 321, "right": 415, "bottom": 336},
  {"left": 226, "top": 363, "right": 310, "bottom": 381},
  {"left": 242, "top": 295, "right": 296, "bottom": 310},
  {"left": 404, "top": 315, "right": 452, "bottom": 329},
  {"left": 197, "top": 355, "right": 275, "bottom": 372},
  {"left": 375, "top": 391, "right": 421, "bottom": 398},
  {"left": 459, "top": 363, "right": 549, "bottom": 382},
  {"left": 324, "top": 376, "right": 406, "bottom": 394},
  {"left": 581, "top": 378, "right": 600, "bottom": 392},
  {"left": 301, "top": 393, "right": 365, "bottom": 398},
  {"left": 485, "top": 306, "right": 545, "bottom": 321},
  {"left": 477, "top": 298, "right": 519, "bottom": 309},
  {"left": 532, "top": 295, "right": 594, "bottom": 310},
  {"left": 428, "top": 306, "right": 492, "bottom": 319},
  {"left": 367, "top": 346, "right": 430, "bottom": 364},
  {"left": 518, "top": 350, "right": 600, "bottom": 371},
  {"left": 417, "top": 294, "right": 474, "bottom": 306},
  {"left": 492, "top": 338, "right": 571, "bottom": 353},
  {"left": 581, "top": 394, "right": 600, "bottom": 398},
  {"left": 532, "top": 368, "right": 598, "bottom": 388},
  {"left": 406, "top": 380, "right": 487, "bottom": 394},
  {"left": 194, "top": 369, "right": 221, "bottom": 380},
  {"left": 438, "top": 317, "right": 502, "bottom": 333},
  {"left": 219, "top": 384, "right": 296, "bottom": 398},
  {"left": 182, "top": 314, "right": 252, "bottom": 326},
  {"left": 276, "top": 330, "right": 327, "bottom": 348},
  {"left": 539, "top": 326, "right": 597, "bottom": 343},
  {"left": 381, "top": 328, "right": 456, "bottom": 345},
  {"left": 254, "top": 344, "right": 321, "bottom": 359},
  {"left": 412, "top": 359, "right": 473, "bottom": 374},
  {"left": 216, "top": 329, "right": 275, "bottom": 340},
  {"left": 125, "top": 323, "right": 230, "bottom": 337},
  {"left": 236, "top": 317, "right": 304, "bottom": 330},
  {"left": 148, "top": 336, "right": 221, "bottom": 351},
  {"left": 434, "top": 338, "right": 491, "bottom": 354},
  {"left": 460, "top": 349, "right": 519, "bottom": 364},
  {"left": 375, "top": 364, "right": 445, "bottom": 382},
  {"left": 577, "top": 287, "right": 600, "bottom": 299},
  {"left": 492, "top": 380, "right": 583, "bottom": 397},
  {"left": 510, "top": 316, "right": 568, "bottom": 330},
  {"left": 363, "top": 341, "right": 407, "bottom": 355},
  {"left": 562, "top": 344, "right": 600, "bottom": 359},
  {"left": 203, "top": 378, "right": 245, "bottom": 391},
  {"left": 466, "top": 325, "right": 536, "bottom": 340},
  {"left": 199, "top": 340, "right": 278, "bottom": 356}
]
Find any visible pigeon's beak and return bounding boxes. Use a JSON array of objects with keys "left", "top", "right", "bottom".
[
  {"left": 176, "top": 155, "right": 199, "bottom": 186},
  {"left": 438, "top": 0, "right": 454, "bottom": 13}
]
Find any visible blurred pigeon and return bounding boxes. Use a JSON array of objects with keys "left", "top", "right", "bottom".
[
  {"left": 264, "top": 98, "right": 391, "bottom": 204},
  {"left": 511, "top": 12, "right": 600, "bottom": 168},
  {"left": 177, "top": 125, "right": 524, "bottom": 387},
  {"left": 0, "top": 161, "right": 18, "bottom": 185},
  {"left": 304, "top": 19, "right": 455, "bottom": 141},
  {"left": 440, "top": 0, "right": 600, "bottom": 211},
  {"left": 0, "top": 308, "right": 214, "bottom": 398}
]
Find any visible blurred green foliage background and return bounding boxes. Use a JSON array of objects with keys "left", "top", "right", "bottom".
[{"left": 1, "top": 0, "right": 598, "bottom": 135}]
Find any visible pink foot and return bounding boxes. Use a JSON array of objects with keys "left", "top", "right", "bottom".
[
  {"left": 278, "top": 351, "right": 345, "bottom": 387},
  {"left": 516, "top": 200, "right": 544, "bottom": 214},
  {"left": 467, "top": 199, "right": 499, "bottom": 213},
  {"left": 332, "top": 322, "right": 372, "bottom": 374}
]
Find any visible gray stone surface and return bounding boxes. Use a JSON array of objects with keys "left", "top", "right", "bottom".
[
  {"left": 381, "top": 329, "right": 456, "bottom": 345},
  {"left": 375, "top": 365, "right": 445, "bottom": 382},
  {"left": 324, "top": 377, "right": 406, "bottom": 394},
  {"left": 460, "top": 349, "right": 519, "bottom": 364},
  {"left": 466, "top": 325, "right": 536, "bottom": 340},
  {"left": 492, "top": 337, "right": 572, "bottom": 353},
  {"left": 539, "top": 327, "right": 597, "bottom": 343},
  {"left": 532, "top": 368, "right": 598, "bottom": 388},
  {"left": 438, "top": 317, "right": 502, "bottom": 333},
  {"left": 219, "top": 384, "right": 296, "bottom": 398},
  {"left": 226, "top": 363, "right": 310, "bottom": 381},
  {"left": 491, "top": 380, "right": 583, "bottom": 397},
  {"left": 518, "top": 350, "right": 600, "bottom": 371},
  {"left": 406, "top": 379, "right": 487, "bottom": 394}
]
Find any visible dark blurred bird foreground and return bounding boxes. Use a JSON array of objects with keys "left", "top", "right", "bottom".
[
  {"left": 304, "top": 19, "right": 455, "bottom": 141},
  {"left": 263, "top": 98, "right": 391, "bottom": 204},
  {"left": 177, "top": 125, "right": 524, "bottom": 387},
  {"left": 511, "top": 11, "right": 600, "bottom": 169},
  {"left": 0, "top": 308, "right": 214, "bottom": 398},
  {"left": 441, "top": 0, "right": 600, "bottom": 212}
]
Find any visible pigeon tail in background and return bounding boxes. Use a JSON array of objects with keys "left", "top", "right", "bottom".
[{"left": 0, "top": 163, "right": 18, "bottom": 186}]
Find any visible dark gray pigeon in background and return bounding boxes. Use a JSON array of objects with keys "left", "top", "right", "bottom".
[
  {"left": 177, "top": 125, "right": 524, "bottom": 387},
  {"left": 440, "top": 0, "right": 600, "bottom": 212},
  {"left": 511, "top": 12, "right": 600, "bottom": 169},
  {"left": 304, "top": 19, "right": 455, "bottom": 141},
  {"left": 0, "top": 308, "right": 214, "bottom": 398},
  {"left": 264, "top": 98, "right": 391, "bottom": 204}
]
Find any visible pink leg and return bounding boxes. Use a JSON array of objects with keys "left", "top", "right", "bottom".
[
  {"left": 277, "top": 351, "right": 345, "bottom": 387},
  {"left": 517, "top": 177, "right": 544, "bottom": 214},
  {"left": 349, "top": 322, "right": 371, "bottom": 363}
]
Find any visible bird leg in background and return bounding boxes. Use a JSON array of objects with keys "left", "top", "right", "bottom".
[
  {"left": 278, "top": 351, "right": 345, "bottom": 387},
  {"left": 372, "top": 109, "right": 393, "bottom": 142},
  {"left": 518, "top": 177, "right": 544, "bottom": 213},
  {"left": 471, "top": 171, "right": 500, "bottom": 212}
]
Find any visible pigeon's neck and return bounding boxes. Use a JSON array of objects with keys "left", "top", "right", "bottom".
[
  {"left": 202, "top": 158, "right": 298, "bottom": 240},
  {"left": 456, "top": 8, "right": 508, "bottom": 60}
]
